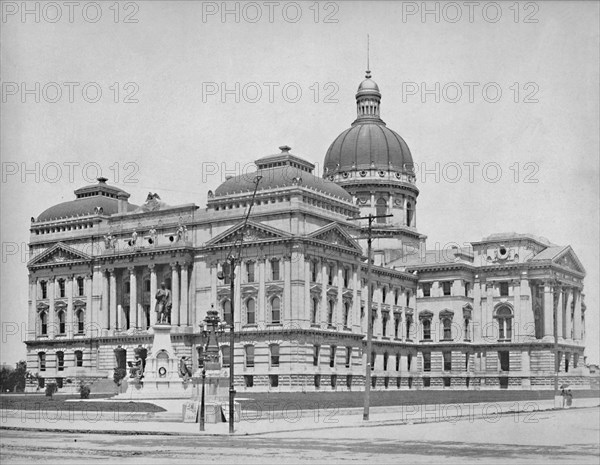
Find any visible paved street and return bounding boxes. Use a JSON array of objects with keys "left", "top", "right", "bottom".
[{"left": 1, "top": 407, "right": 598, "bottom": 464}]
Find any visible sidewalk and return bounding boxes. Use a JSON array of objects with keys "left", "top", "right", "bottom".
[{"left": 1, "top": 398, "right": 598, "bottom": 436}]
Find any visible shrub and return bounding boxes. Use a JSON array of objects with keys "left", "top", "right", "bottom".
[
  {"left": 45, "top": 383, "right": 58, "bottom": 397},
  {"left": 78, "top": 383, "right": 91, "bottom": 399},
  {"left": 113, "top": 368, "right": 127, "bottom": 386}
]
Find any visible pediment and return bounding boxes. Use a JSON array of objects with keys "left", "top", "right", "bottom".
[
  {"left": 28, "top": 242, "right": 91, "bottom": 268},
  {"left": 207, "top": 220, "right": 290, "bottom": 247},
  {"left": 554, "top": 247, "right": 585, "bottom": 274},
  {"left": 308, "top": 223, "right": 362, "bottom": 253}
]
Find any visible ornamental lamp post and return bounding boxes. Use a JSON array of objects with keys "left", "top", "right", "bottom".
[{"left": 199, "top": 308, "right": 225, "bottom": 432}]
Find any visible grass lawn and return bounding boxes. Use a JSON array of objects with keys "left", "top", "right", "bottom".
[
  {"left": 0, "top": 393, "right": 166, "bottom": 412},
  {"left": 236, "top": 389, "right": 600, "bottom": 411}
]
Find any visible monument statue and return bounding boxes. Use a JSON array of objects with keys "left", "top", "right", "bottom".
[
  {"left": 128, "top": 355, "right": 144, "bottom": 380},
  {"left": 179, "top": 356, "right": 192, "bottom": 381},
  {"left": 155, "top": 282, "right": 172, "bottom": 324}
]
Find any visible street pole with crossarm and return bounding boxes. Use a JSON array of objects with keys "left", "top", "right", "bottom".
[
  {"left": 347, "top": 213, "right": 392, "bottom": 421},
  {"left": 219, "top": 175, "right": 262, "bottom": 434}
]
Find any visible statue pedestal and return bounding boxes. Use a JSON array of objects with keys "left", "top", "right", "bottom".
[
  {"left": 118, "top": 324, "right": 192, "bottom": 400},
  {"left": 185, "top": 368, "right": 241, "bottom": 424}
]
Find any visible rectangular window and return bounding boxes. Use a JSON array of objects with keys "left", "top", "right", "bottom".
[
  {"left": 269, "top": 374, "right": 279, "bottom": 387},
  {"left": 329, "top": 346, "right": 336, "bottom": 368},
  {"left": 270, "top": 345, "right": 280, "bottom": 367},
  {"left": 328, "top": 265, "right": 334, "bottom": 286},
  {"left": 331, "top": 374, "right": 337, "bottom": 389},
  {"left": 39, "top": 353, "right": 46, "bottom": 371},
  {"left": 57, "top": 352, "right": 64, "bottom": 371},
  {"left": 75, "top": 350, "right": 83, "bottom": 367},
  {"left": 422, "top": 283, "right": 431, "bottom": 297},
  {"left": 442, "top": 282, "right": 452, "bottom": 296},
  {"left": 77, "top": 277, "right": 85, "bottom": 296},
  {"left": 346, "top": 374, "right": 352, "bottom": 389},
  {"left": 565, "top": 353, "right": 570, "bottom": 373},
  {"left": 314, "top": 374, "right": 321, "bottom": 389},
  {"left": 499, "top": 351, "right": 510, "bottom": 372},
  {"left": 313, "top": 345, "right": 320, "bottom": 366},
  {"left": 246, "top": 262, "right": 255, "bottom": 283},
  {"left": 371, "top": 351, "right": 376, "bottom": 371},
  {"left": 396, "top": 354, "right": 400, "bottom": 371},
  {"left": 311, "top": 261, "right": 318, "bottom": 282},
  {"left": 500, "top": 282, "right": 509, "bottom": 296},
  {"left": 58, "top": 279, "right": 66, "bottom": 298},
  {"left": 407, "top": 353, "right": 412, "bottom": 371},
  {"left": 443, "top": 351, "right": 452, "bottom": 372},
  {"left": 345, "top": 347, "right": 352, "bottom": 368},
  {"left": 271, "top": 260, "right": 280, "bottom": 281},
  {"left": 423, "top": 352, "right": 431, "bottom": 372},
  {"left": 245, "top": 345, "right": 255, "bottom": 368},
  {"left": 244, "top": 375, "right": 254, "bottom": 388},
  {"left": 221, "top": 346, "right": 230, "bottom": 368},
  {"left": 40, "top": 281, "right": 47, "bottom": 299},
  {"left": 423, "top": 377, "right": 431, "bottom": 387},
  {"left": 464, "top": 282, "right": 470, "bottom": 297}
]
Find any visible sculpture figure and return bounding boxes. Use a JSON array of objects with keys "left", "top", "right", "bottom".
[{"left": 155, "top": 282, "right": 172, "bottom": 324}]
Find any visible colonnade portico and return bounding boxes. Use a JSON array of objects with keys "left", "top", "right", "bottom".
[
  {"left": 99, "top": 260, "right": 192, "bottom": 334},
  {"left": 538, "top": 280, "right": 583, "bottom": 342}
]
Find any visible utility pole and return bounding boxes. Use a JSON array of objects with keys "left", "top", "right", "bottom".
[
  {"left": 219, "top": 175, "right": 262, "bottom": 434},
  {"left": 347, "top": 213, "right": 392, "bottom": 421},
  {"left": 553, "top": 279, "right": 560, "bottom": 404}
]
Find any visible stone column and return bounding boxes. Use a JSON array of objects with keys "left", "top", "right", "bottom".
[
  {"left": 171, "top": 263, "right": 180, "bottom": 326},
  {"left": 48, "top": 277, "right": 56, "bottom": 338},
  {"left": 66, "top": 276, "right": 74, "bottom": 338},
  {"left": 235, "top": 260, "right": 242, "bottom": 326},
  {"left": 258, "top": 258, "right": 266, "bottom": 325},
  {"left": 352, "top": 266, "right": 359, "bottom": 331},
  {"left": 321, "top": 260, "right": 328, "bottom": 326},
  {"left": 337, "top": 264, "right": 343, "bottom": 327},
  {"left": 28, "top": 277, "right": 37, "bottom": 340},
  {"left": 149, "top": 265, "right": 158, "bottom": 326},
  {"left": 283, "top": 255, "right": 291, "bottom": 322},
  {"left": 102, "top": 270, "right": 110, "bottom": 331},
  {"left": 543, "top": 283, "right": 554, "bottom": 339},
  {"left": 109, "top": 270, "right": 117, "bottom": 331},
  {"left": 304, "top": 257, "right": 311, "bottom": 326},
  {"left": 556, "top": 287, "right": 563, "bottom": 341},
  {"left": 485, "top": 282, "right": 494, "bottom": 339},
  {"left": 85, "top": 274, "right": 93, "bottom": 337},
  {"left": 521, "top": 349, "right": 531, "bottom": 389},
  {"left": 128, "top": 266, "right": 137, "bottom": 330},
  {"left": 520, "top": 272, "right": 534, "bottom": 340},
  {"left": 565, "top": 288, "right": 573, "bottom": 340},
  {"left": 573, "top": 289, "right": 582, "bottom": 341},
  {"left": 513, "top": 278, "right": 521, "bottom": 339},
  {"left": 472, "top": 275, "right": 482, "bottom": 343},
  {"left": 180, "top": 262, "right": 189, "bottom": 326}
]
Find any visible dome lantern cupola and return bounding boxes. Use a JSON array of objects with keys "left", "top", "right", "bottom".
[{"left": 355, "top": 69, "right": 382, "bottom": 122}]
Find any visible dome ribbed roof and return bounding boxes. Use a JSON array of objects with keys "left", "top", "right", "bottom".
[{"left": 324, "top": 121, "right": 413, "bottom": 174}]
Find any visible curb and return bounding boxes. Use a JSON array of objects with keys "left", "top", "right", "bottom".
[{"left": 1, "top": 404, "right": 597, "bottom": 437}]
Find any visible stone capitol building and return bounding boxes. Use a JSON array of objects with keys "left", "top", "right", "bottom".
[{"left": 24, "top": 69, "right": 589, "bottom": 393}]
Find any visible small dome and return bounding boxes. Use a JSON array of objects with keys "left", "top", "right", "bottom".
[
  {"left": 214, "top": 147, "right": 353, "bottom": 202},
  {"left": 36, "top": 178, "right": 137, "bottom": 221},
  {"left": 357, "top": 77, "right": 380, "bottom": 93}
]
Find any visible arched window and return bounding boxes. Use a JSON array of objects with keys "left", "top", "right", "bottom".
[
  {"left": 271, "top": 296, "right": 281, "bottom": 324},
  {"left": 406, "top": 202, "right": 414, "bottom": 226},
  {"left": 327, "top": 264, "right": 334, "bottom": 286},
  {"left": 376, "top": 198, "right": 387, "bottom": 222},
  {"left": 311, "top": 298, "right": 318, "bottom": 325},
  {"left": 343, "top": 268, "right": 350, "bottom": 288},
  {"left": 39, "top": 311, "right": 47, "bottom": 335},
  {"left": 406, "top": 316, "right": 413, "bottom": 340},
  {"left": 423, "top": 319, "right": 431, "bottom": 340},
  {"left": 382, "top": 314, "right": 389, "bottom": 337},
  {"left": 222, "top": 299, "right": 232, "bottom": 326},
  {"left": 382, "top": 286, "right": 387, "bottom": 303},
  {"left": 496, "top": 306, "right": 513, "bottom": 340},
  {"left": 77, "top": 277, "right": 85, "bottom": 296},
  {"left": 56, "top": 351, "right": 64, "bottom": 371},
  {"left": 76, "top": 309, "right": 85, "bottom": 334},
  {"left": 343, "top": 302, "right": 350, "bottom": 327},
  {"left": 327, "top": 300, "right": 334, "bottom": 325},
  {"left": 57, "top": 310, "right": 66, "bottom": 334},
  {"left": 58, "top": 279, "right": 66, "bottom": 298},
  {"left": 370, "top": 351, "right": 376, "bottom": 371},
  {"left": 394, "top": 317, "right": 400, "bottom": 338},
  {"left": 442, "top": 318, "right": 452, "bottom": 340},
  {"left": 40, "top": 281, "right": 48, "bottom": 299},
  {"left": 38, "top": 352, "right": 46, "bottom": 371},
  {"left": 246, "top": 298, "right": 256, "bottom": 325},
  {"left": 74, "top": 350, "right": 83, "bottom": 367}
]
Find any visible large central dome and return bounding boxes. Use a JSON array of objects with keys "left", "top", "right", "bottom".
[{"left": 323, "top": 71, "right": 414, "bottom": 177}]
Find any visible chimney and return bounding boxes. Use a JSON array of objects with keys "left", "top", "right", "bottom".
[{"left": 117, "top": 192, "right": 128, "bottom": 214}]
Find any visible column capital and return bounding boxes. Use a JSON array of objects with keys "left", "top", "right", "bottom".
[
  {"left": 148, "top": 263, "right": 156, "bottom": 271},
  {"left": 170, "top": 262, "right": 179, "bottom": 269}
]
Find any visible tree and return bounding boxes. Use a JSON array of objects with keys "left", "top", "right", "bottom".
[
  {"left": 0, "top": 361, "right": 27, "bottom": 393},
  {"left": 0, "top": 366, "right": 15, "bottom": 392}
]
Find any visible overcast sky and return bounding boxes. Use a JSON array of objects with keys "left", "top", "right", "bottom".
[{"left": 1, "top": 1, "right": 598, "bottom": 365}]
